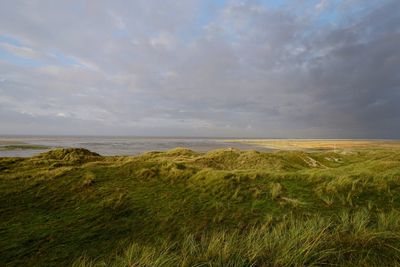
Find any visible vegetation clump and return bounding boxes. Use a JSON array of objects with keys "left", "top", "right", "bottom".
[{"left": 37, "top": 148, "right": 101, "bottom": 163}]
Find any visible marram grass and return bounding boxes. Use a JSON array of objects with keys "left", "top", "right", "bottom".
[
  {"left": 73, "top": 210, "right": 400, "bottom": 267},
  {"left": 2, "top": 147, "right": 400, "bottom": 266}
]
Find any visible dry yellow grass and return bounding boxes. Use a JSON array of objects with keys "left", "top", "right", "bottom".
[{"left": 224, "top": 139, "right": 400, "bottom": 150}]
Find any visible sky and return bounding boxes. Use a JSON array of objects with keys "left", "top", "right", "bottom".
[{"left": 0, "top": 0, "right": 399, "bottom": 138}]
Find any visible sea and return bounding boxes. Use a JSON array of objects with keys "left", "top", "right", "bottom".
[{"left": 0, "top": 136, "right": 271, "bottom": 157}]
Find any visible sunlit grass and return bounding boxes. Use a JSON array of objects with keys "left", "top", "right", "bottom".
[
  {"left": 74, "top": 211, "right": 400, "bottom": 266},
  {"left": 2, "top": 147, "right": 400, "bottom": 266}
]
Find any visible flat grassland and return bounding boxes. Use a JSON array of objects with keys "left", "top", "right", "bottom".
[
  {"left": 0, "top": 144, "right": 49, "bottom": 151},
  {"left": 0, "top": 140, "right": 50, "bottom": 151},
  {"left": 225, "top": 139, "right": 400, "bottom": 150},
  {"left": 2, "top": 145, "right": 400, "bottom": 266}
]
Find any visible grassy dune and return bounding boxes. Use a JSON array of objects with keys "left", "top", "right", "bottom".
[{"left": 1, "top": 147, "right": 400, "bottom": 266}]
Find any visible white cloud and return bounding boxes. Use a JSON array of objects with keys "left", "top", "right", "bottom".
[
  {"left": 108, "top": 11, "right": 126, "bottom": 30},
  {"left": 0, "top": 42, "right": 43, "bottom": 60},
  {"left": 149, "top": 32, "right": 175, "bottom": 50},
  {"left": 56, "top": 112, "right": 67, "bottom": 117},
  {"left": 315, "top": 0, "right": 329, "bottom": 11}
]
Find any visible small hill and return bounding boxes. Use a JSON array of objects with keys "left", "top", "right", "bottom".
[{"left": 37, "top": 148, "right": 101, "bottom": 162}]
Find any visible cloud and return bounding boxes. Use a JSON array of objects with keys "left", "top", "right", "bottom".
[
  {"left": 149, "top": 32, "right": 176, "bottom": 50},
  {"left": 0, "top": 0, "right": 398, "bottom": 137},
  {"left": 315, "top": 0, "right": 329, "bottom": 11},
  {"left": 0, "top": 42, "right": 43, "bottom": 60}
]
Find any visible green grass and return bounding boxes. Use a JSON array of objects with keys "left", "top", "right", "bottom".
[
  {"left": 0, "top": 144, "right": 50, "bottom": 151},
  {"left": 1, "top": 147, "right": 400, "bottom": 266}
]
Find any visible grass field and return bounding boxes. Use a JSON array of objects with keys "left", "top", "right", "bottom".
[
  {"left": 2, "top": 145, "right": 400, "bottom": 266},
  {"left": 0, "top": 144, "right": 50, "bottom": 151},
  {"left": 225, "top": 139, "right": 400, "bottom": 151}
]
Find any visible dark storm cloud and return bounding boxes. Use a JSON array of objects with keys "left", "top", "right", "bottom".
[
  {"left": 300, "top": 1, "right": 400, "bottom": 138},
  {"left": 0, "top": 0, "right": 398, "bottom": 137}
]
